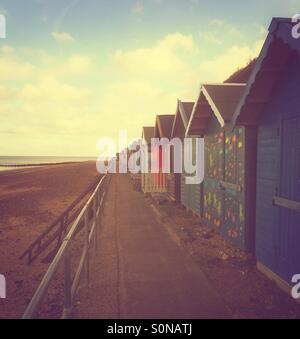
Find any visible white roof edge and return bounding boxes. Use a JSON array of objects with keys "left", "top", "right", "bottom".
[
  {"left": 202, "top": 83, "right": 247, "bottom": 86},
  {"left": 202, "top": 86, "right": 225, "bottom": 128},
  {"left": 185, "top": 86, "right": 203, "bottom": 137},
  {"left": 170, "top": 100, "right": 180, "bottom": 139},
  {"left": 178, "top": 101, "right": 189, "bottom": 130}
]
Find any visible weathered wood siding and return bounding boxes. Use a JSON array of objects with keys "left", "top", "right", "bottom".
[
  {"left": 256, "top": 53, "right": 300, "bottom": 283},
  {"left": 182, "top": 137, "right": 203, "bottom": 216}
]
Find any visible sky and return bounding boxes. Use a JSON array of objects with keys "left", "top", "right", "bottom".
[{"left": 0, "top": 0, "right": 299, "bottom": 156}]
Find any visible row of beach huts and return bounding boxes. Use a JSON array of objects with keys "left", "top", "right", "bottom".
[{"left": 129, "top": 18, "right": 300, "bottom": 297}]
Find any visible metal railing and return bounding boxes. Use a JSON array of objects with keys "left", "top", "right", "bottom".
[
  {"left": 20, "top": 175, "right": 103, "bottom": 265},
  {"left": 22, "top": 174, "right": 111, "bottom": 319}
]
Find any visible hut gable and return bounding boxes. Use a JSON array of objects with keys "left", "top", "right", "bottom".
[
  {"left": 180, "top": 102, "right": 194, "bottom": 127},
  {"left": 169, "top": 101, "right": 195, "bottom": 204},
  {"left": 155, "top": 115, "right": 175, "bottom": 138},
  {"left": 231, "top": 18, "right": 300, "bottom": 128},
  {"left": 142, "top": 126, "right": 155, "bottom": 146},
  {"left": 171, "top": 100, "right": 194, "bottom": 139},
  {"left": 187, "top": 83, "right": 246, "bottom": 136}
]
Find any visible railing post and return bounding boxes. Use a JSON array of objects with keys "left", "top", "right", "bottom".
[
  {"left": 93, "top": 195, "right": 98, "bottom": 252},
  {"left": 101, "top": 190, "right": 105, "bottom": 215},
  {"left": 84, "top": 210, "right": 90, "bottom": 286},
  {"left": 62, "top": 250, "right": 72, "bottom": 319}
]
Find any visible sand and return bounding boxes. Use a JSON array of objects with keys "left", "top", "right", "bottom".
[{"left": 0, "top": 162, "right": 100, "bottom": 318}]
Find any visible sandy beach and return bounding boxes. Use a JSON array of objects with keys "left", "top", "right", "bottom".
[{"left": 0, "top": 162, "right": 100, "bottom": 318}]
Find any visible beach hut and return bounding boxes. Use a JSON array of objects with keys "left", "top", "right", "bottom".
[
  {"left": 186, "top": 83, "right": 257, "bottom": 252},
  {"left": 128, "top": 140, "right": 142, "bottom": 189},
  {"left": 231, "top": 18, "right": 300, "bottom": 289},
  {"left": 153, "top": 115, "right": 175, "bottom": 194},
  {"left": 175, "top": 107, "right": 203, "bottom": 217},
  {"left": 170, "top": 100, "right": 194, "bottom": 203},
  {"left": 141, "top": 127, "right": 155, "bottom": 193}
]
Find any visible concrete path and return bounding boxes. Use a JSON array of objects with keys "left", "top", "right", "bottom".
[{"left": 73, "top": 174, "right": 230, "bottom": 319}]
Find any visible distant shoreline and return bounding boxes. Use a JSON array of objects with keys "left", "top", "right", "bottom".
[{"left": 0, "top": 161, "right": 94, "bottom": 168}]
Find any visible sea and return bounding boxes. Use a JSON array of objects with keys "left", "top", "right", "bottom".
[{"left": 0, "top": 156, "right": 97, "bottom": 170}]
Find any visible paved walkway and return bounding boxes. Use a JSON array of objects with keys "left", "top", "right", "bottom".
[{"left": 74, "top": 174, "right": 230, "bottom": 319}]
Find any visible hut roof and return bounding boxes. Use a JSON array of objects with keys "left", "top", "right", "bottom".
[
  {"left": 181, "top": 102, "right": 194, "bottom": 121},
  {"left": 155, "top": 115, "right": 175, "bottom": 138},
  {"left": 231, "top": 17, "right": 300, "bottom": 128},
  {"left": 186, "top": 83, "right": 246, "bottom": 135},
  {"left": 171, "top": 100, "right": 195, "bottom": 138},
  {"left": 142, "top": 126, "right": 155, "bottom": 145},
  {"left": 224, "top": 59, "right": 256, "bottom": 83}
]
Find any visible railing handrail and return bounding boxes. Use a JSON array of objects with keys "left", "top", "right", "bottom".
[{"left": 22, "top": 174, "right": 109, "bottom": 319}]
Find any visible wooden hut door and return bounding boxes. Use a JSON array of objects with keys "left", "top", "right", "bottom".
[
  {"left": 223, "top": 127, "right": 246, "bottom": 249},
  {"left": 204, "top": 131, "right": 224, "bottom": 229},
  {"left": 277, "top": 117, "right": 300, "bottom": 281}
]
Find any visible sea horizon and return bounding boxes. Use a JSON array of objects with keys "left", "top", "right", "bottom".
[{"left": 0, "top": 155, "right": 98, "bottom": 166}]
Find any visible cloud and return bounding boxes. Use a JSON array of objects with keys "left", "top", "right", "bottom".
[
  {"left": 20, "top": 76, "right": 93, "bottom": 103},
  {"left": 209, "top": 19, "right": 225, "bottom": 27},
  {"left": 111, "top": 33, "right": 196, "bottom": 75},
  {"left": 0, "top": 8, "right": 8, "bottom": 16},
  {"left": 199, "top": 20, "right": 247, "bottom": 46},
  {"left": 1, "top": 45, "right": 14, "bottom": 54},
  {"left": 0, "top": 53, "right": 36, "bottom": 80},
  {"left": 0, "top": 46, "right": 97, "bottom": 153},
  {"left": 196, "top": 40, "right": 264, "bottom": 83},
  {"left": 96, "top": 80, "right": 177, "bottom": 144},
  {"left": 51, "top": 31, "right": 75, "bottom": 43},
  {"left": 62, "top": 54, "right": 93, "bottom": 75},
  {"left": 0, "top": 27, "right": 265, "bottom": 156},
  {"left": 99, "top": 32, "right": 264, "bottom": 143},
  {"left": 199, "top": 31, "right": 222, "bottom": 45},
  {"left": 131, "top": 1, "right": 144, "bottom": 14},
  {"left": 0, "top": 85, "right": 17, "bottom": 100}
]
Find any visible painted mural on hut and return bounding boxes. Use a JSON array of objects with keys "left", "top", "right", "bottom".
[
  {"left": 224, "top": 127, "right": 245, "bottom": 244},
  {"left": 204, "top": 127, "right": 246, "bottom": 249},
  {"left": 204, "top": 130, "right": 224, "bottom": 230}
]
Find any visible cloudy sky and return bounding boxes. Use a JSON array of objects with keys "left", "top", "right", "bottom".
[{"left": 0, "top": 0, "right": 298, "bottom": 156}]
